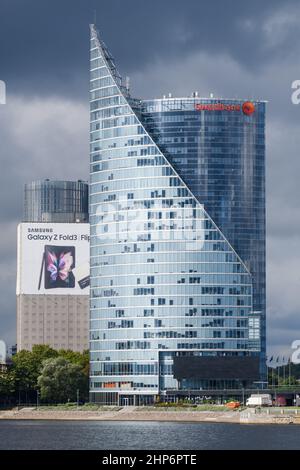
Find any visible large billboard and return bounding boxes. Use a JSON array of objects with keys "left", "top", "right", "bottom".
[
  {"left": 17, "top": 223, "right": 90, "bottom": 295},
  {"left": 173, "top": 356, "right": 260, "bottom": 380}
]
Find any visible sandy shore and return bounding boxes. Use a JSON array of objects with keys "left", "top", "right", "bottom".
[{"left": 1, "top": 407, "right": 300, "bottom": 424}]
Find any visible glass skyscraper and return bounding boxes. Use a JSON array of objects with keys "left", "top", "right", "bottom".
[
  {"left": 24, "top": 179, "right": 89, "bottom": 223},
  {"left": 89, "top": 25, "right": 266, "bottom": 405}
]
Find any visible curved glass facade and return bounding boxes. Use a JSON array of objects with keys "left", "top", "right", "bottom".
[
  {"left": 24, "top": 179, "right": 89, "bottom": 223},
  {"left": 89, "top": 26, "right": 265, "bottom": 405}
]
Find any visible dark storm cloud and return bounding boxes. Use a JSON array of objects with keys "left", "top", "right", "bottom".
[
  {"left": 0, "top": 0, "right": 300, "bottom": 354},
  {"left": 0, "top": 0, "right": 298, "bottom": 98},
  {"left": 0, "top": 95, "right": 88, "bottom": 346}
]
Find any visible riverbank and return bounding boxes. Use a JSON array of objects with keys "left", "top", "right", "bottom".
[{"left": 1, "top": 406, "right": 300, "bottom": 424}]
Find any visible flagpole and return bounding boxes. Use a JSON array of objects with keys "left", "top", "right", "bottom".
[{"left": 269, "top": 355, "right": 274, "bottom": 388}]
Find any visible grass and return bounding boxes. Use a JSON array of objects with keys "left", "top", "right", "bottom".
[
  {"left": 16, "top": 403, "right": 300, "bottom": 414},
  {"left": 137, "top": 404, "right": 231, "bottom": 412},
  {"left": 24, "top": 403, "right": 232, "bottom": 412},
  {"left": 32, "top": 404, "right": 121, "bottom": 411}
]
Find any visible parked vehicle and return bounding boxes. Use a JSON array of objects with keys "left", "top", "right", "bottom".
[
  {"left": 274, "top": 395, "right": 287, "bottom": 407},
  {"left": 225, "top": 401, "right": 240, "bottom": 409},
  {"left": 246, "top": 394, "right": 272, "bottom": 407}
]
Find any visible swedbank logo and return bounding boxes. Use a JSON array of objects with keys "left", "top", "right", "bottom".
[
  {"left": 242, "top": 101, "right": 255, "bottom": 116},
  {"left": 195, "top": 103, "right": 240, "bottom": 111},
  {"left": 195, "top": 101, "right": 255, "bottom": 115}
]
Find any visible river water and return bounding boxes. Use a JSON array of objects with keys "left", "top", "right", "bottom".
[{"left": 0, "top": 420, "right": 300, "bottom": 450}]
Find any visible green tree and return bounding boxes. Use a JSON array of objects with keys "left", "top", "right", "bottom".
[
  {"left": 37, "top": 357, "right": 87, "bottom": 403},
  {"left": 57, "top": 349, "right": 89, "bottom": 388},
  {"left": 268, "top": 362, "right": 300, "bottom": 387},
  {"left": 58, "top": 349, "right": 89, "bottom": 373},
  {"left": 278, "top": 376, "right": 298, "bottom": 386},
  {"left": 1, "top": 346, "right": 89, "bottom": 403},
  {"left": 0, "top": 370, "right": 14, "bottom": 403},
  {"left": 11, "top": 345, "right": 58, "bottom": 398}
]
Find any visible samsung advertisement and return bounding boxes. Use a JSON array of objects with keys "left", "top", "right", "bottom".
[{"left": 17, "top": 223, "right": 90, "bottom": 295}]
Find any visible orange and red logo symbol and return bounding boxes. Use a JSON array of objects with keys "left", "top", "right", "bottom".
[{"left": 242, "top": 101, "right": 255, "bottom": 116}]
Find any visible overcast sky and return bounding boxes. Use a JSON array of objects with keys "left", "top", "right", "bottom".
[{"left": 0, "top": 0, "right": 299, "bottom": 359}]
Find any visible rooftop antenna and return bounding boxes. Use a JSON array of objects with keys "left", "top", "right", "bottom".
[
  {"left": 125, "top": 76, "right": 130, "bottom": 93},
  {"left": 93, "top": 9, "right": 97, "bottom": 26}
]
